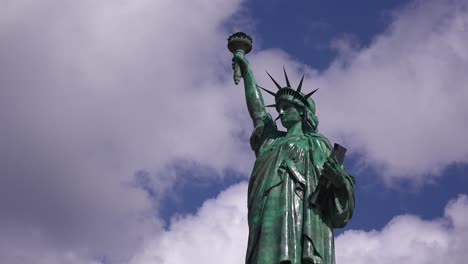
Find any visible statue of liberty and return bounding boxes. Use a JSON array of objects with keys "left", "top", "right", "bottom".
[{"left": 228, "top": 32, "right": 355, "bottom": 264}]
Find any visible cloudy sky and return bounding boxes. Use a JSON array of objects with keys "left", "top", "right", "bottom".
[{"left": 1, "top": 0, "right": 468, "bottom": 263}]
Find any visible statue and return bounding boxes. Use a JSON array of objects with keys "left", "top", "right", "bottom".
[{"left": 228, "top": 32, "right": 355, "bottom": 264}]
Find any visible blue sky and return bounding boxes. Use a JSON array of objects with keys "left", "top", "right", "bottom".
[
  {"left": 1, "top": 0, "right": 468, "bottom": 263},
  {"left": 245, "top": 0, "right": 408, "bottom": 70}
]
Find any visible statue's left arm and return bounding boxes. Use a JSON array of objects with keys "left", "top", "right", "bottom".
[{"left": 322, "top": 156, "right": 356, "bottom": 228}]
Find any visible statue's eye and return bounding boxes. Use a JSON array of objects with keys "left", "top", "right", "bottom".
[{"left": 278, "top": 102, "right": 293, "bottom": 112}]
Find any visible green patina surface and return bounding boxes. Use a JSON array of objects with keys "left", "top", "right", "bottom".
[{"left": 228, "top": 32, "right": 355, "bottom": 264}]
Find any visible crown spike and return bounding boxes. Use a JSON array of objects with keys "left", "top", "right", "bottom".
[
  {"left": 257, "top": 85, "right": 276, "bottom": 96},
  {"left": 266, "top": 104, "right": 276, "bottom": 108},
  {"left": 304, "top": 88, "right": 319, "bottom": 98},
  {"left": 266, "top": 71, "right": 282, "bottom": 90},
  {"left": 283, "top": 66, "right": 291, "bottom": 88},
  {"left": 297, "top": 75, "right": 304, "bottom": 92}
]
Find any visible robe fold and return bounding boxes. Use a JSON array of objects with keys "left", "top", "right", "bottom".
[{"left": 246, "top": 114, "right": 355, "bottom": 264}]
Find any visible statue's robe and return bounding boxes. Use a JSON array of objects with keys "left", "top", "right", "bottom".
[{"left": 246, "top": 114, "right": 355, "bottom": 264}]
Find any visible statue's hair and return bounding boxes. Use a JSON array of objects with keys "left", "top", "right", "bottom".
[{"left": 302, "top": 105, "right": 319, "bottom": 133}]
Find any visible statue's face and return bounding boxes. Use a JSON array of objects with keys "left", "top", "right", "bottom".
[{"left": 277, "top": 100, "right": 302, "bottom": 129}]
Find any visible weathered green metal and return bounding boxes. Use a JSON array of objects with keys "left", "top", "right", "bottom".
[{"left": 228, "top": 32, "right": 355, "bottom": 264}]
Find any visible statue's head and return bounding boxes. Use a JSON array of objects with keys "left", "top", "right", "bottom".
[{"left": 260, "top": 68, "right": 319, "bottom": 132}]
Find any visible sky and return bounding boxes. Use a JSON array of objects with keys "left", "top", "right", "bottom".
[{"left": 0, "top": 0, "right": 468, "bottom": 263}]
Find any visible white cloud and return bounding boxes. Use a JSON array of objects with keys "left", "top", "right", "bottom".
[
  {"left": 314, "top": 0, "right": 468, "bottom": 181},
  {"left": 130, "top": 182, "right": 248, "bottom": 264},
  {"left": 0, "top": 223, "right": 101, "bottom": 264},
  {"left": 336, "top": 194, "right": 468, "bottom": 264},
  {"left": 0, "top": 0, "right": 249, "bottom": 262},
  {"left": 131, "top": 182, "right": 468, "bottom": 264}
]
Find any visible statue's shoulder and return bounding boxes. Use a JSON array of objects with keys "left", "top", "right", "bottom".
[
  {"left": 250, "top": 113, "right": 283, "bottom": 155},
  {"left": 304, "top": 132, "right": 333, "bottom": 151}
]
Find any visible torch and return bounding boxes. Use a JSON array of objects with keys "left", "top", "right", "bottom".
[{"left": 227, "top": 32, "right": 253, "bottom": 85}]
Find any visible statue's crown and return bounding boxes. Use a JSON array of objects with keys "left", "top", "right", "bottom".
[{"left": 259, "top": 67, "right": 318, "bottom": 109}]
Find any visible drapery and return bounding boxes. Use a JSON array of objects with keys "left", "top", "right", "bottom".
[{"left": 246, "top": 114, "right": 355, "bottom": 264}]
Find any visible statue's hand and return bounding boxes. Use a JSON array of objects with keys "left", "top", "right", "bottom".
[
  {"left": 322, "top": 157, "right": 346, "bottom": 188},
  {"left": 232, "top": 50, "right": 250, "bottom": 76},
  {"left": 278, "top": 160, "right": 288, "bottom": 175}
]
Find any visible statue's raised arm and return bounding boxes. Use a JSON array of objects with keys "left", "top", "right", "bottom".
[{"left": 228, "top": 32, "right": 267, "bottom": 127}]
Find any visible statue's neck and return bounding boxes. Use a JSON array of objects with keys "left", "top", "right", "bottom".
[{"left": 286, "top": 122, "right": 303, "bottom": 138}]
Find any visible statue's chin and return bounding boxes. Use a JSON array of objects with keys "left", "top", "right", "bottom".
[{"left": 281, "top": 119, "right": 300, "bottom": 130}]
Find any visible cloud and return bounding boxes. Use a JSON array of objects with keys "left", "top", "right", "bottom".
[
  {"left": 0, "top": 223, "right": 101, "bottom": 264},
  {"left": 130, "top": 182, "right": 249, "bottom": 264},
  {"left": 130, "top": 181, "right": 468, "bottom": 264},
  {"left": 0, "top": 0, "right": 249, "bottom": 262},
  {"left": 314, "top": 0, "right": 468, "bottom": 181},
  {"left": 336, "top": 194, "right": 468, "bottom": 264}
]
